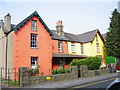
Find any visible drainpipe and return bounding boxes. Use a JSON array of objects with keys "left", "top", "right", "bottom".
[{"left": 5, "top": 34, "right": 8, "bottom": 79}]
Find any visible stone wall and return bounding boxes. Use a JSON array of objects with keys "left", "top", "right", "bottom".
[
  {"left": 80, "top": 65, "right": 110, "bottom": 77},
  {"left": 30, "top": 73, "right": 77, "bottom": 85}
]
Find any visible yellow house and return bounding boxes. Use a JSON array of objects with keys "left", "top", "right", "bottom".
[{"left": 65, "top": 29, "right": 106, "bottom": 67}]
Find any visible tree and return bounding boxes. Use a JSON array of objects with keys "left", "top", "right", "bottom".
[{"left": 105, "top": 9, "right": 120, "bottom": 62}]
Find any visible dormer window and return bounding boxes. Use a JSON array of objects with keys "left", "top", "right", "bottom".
[
  {"left": 58, "top": 41, "right": 63, "bottom": 52},
  {"left": 32, "top": 20, "right": 37, "bottom": 31},
  {"left": 96, "top": 35, "right": 98, "bottom": 42}
]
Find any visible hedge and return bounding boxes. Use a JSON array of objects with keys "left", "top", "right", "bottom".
[{"left": 69, "top": 56, "right": 102, "bottom": 70}]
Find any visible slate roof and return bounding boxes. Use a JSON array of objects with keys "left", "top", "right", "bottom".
[
  {"left": 0, "top": 21, "right": 16, "bottom": 34},
  {"left": 52, "top": 29, "right": 104, "bottom": 43},
  {"left": 64, "top": 32, "right": 81, "bottom": 42},
  {"left": 51, "top": 30, "right": 69, "bottom": 41},
  {"left": 77, "top": 29, "right": 104, "bottom": 43},
  {"left": 0, "top": 21, "right": 8, "bottom": 34},
  {"left": 52, "top": 30, "right": 81, "bottom": 42},
  {"left": 77, "top": 29, "right": 98, "bottom": 43},
  {"left": 52, "top": 53, "right": 88, "bottom": 58}
]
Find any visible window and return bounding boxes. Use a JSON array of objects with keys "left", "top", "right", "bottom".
[
  {"left": 96, "top": 43, "right": 100, "bottom": 53},
  {"left": 31, "top": 34, "right": 38, "bottom": 48},
  {"left": 96, "top": 35, "right": 98, "bottom": 42},
  {"left": 31, "top": 20, "right": 37, "bottom": 31},
  {"left": 81, "top": 44, "right": 84, "bottom": 54},
  {"left": 58, "top": 41, "right": 63, "bottom": 52},
  {"left": 31, "top": 57, "right": 38, "bottom": 69},
  {"left": 71, "top": 43, "right": 76, "bottom": 53}
]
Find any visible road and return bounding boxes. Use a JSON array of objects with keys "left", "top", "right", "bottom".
[{"left": 71, "top": 77, "right": 116, "bottom": 89}]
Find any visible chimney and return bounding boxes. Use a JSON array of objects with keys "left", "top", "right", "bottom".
[
  {"left": 55, "top": 20, "right": 64, "bottom": 36},
  {"left": 4, "top": 13, "right": 11, "bottom": 31}
]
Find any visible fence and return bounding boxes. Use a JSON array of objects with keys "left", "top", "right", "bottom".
[
  {"left": 0, "top": 68, "right": 19, "bottom": 89},
  {"left": 0, "top": 65, "right": 115, "bottom": 88}
]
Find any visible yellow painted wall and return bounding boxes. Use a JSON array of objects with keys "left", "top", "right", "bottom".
[{"left": 67, "top": 32, "right": 106, "bottom": 67}]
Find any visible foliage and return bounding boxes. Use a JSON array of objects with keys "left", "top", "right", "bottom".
[
  {"left": 52, "top": 68, "right": 70, "bottom": 75},
  {"left": 84, "top": 56, "right": 101, "bottom": 70},
  {"left": 3, "top": 79, "right": 19, "bottom": 86},
  {"left": 69, "top": 56, "right": 101, "bottom": 70},
  {"left": 105, "top": 9, "right": 120, "bottom": 61},
  {"left": 28, "top": 66, "right": 39, "bottom": 76},
  {"left": 69, "top": 59, "right": 85, "bottom": 67}
]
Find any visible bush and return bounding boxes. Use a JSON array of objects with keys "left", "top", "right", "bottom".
[
  {"left": 69, "top": 59, "right": 85, "bottom": 67},
  {"left": 69, "top": 56, "right": 102, "bottom": 70},
  {"left": 52, "top": 68, "right": 70, "bottom": 75},
  {"left": 28, "top": 66, "right": 39, "bottom": 76},
  {"left": 65, "top": 68, "right": 70, "bottom": 73}
]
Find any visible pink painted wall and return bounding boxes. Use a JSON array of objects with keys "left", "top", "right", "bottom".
[{"left": 14, "top": 16, "right": 52, "bottom": 75}]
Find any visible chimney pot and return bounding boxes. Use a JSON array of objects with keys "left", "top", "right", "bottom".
[
  {"left": 4, "top": 13, "right": 11, "bottom": 31},
  {"left": 56, "top": 20, "right": 62, "bottom": 26}
]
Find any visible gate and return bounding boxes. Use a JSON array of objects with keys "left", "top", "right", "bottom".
[{"left": 0, "top": 68, "right": 19, "bottom": 89}]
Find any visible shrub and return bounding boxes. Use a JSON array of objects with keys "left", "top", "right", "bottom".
[
  {"left": 28, "top": 66, "right": 39, "bottom": 76},
  {"left": 69, "top": 59, "right": 79, "bottom": 66},
  {"left": 69, "top": 59, "right": 85, "bottom": 67},
  {"left": 52, "top": 68, "right": 70, "bottom": 75},
  {"left": 69, "top": 56, "right": 102, "bottom": 70},
  {"left": 85, "top": 56, "right": 101, "bottom": 70},
  {"left": 65, "top": 68, "right": 70, "bottom": 73}
]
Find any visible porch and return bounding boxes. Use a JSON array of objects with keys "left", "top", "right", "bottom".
[{"left": 52, "top": 53, "right": 88, "bottom": 69}]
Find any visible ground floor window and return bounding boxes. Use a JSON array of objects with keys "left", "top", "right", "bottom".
[{"left": 31, "top": 57, "right": 38, "bottom": 69}]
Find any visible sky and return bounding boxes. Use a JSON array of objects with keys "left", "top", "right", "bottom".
[{"left": 0, "top": 0, "right": 119, "bottom": 34}]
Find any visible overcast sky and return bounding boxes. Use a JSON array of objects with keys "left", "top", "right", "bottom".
[{"left": 0, "top": 0, "right": 119, "bottom": 34}]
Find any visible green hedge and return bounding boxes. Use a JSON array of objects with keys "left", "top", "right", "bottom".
[
  {"left": 52, "top": 68, "right": 70, "bottom": 75},
  {"left": 69, "top": 56, "right": 101, "bottom": 70}
]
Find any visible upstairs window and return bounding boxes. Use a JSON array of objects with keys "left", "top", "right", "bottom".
[
  {"left": 32, "top": 20, "right": 37, "bottom": 31},
  {"left": 71, "top": 43, "right": 76, "bottom": 53},
  {"left": 96, "top": 35, "right": 98, "bottom": 42},
  {"left": 31, "top": 57, "right": 38, "bottom": 69},
  {"left": 31, "top": 34, "right": 38, "bottom": 48},
  {"left": 81, "top": 44, "right": 84, "bottom": 54},
  {"left": 96, "top": 43, "right": 100, "bottom": 53},
  {"left": 58, "top": 41, "right": 63, "bottom": 52}
]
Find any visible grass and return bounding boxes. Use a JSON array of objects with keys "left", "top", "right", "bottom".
[{"left": 1, "top": 79, "right": 20, "bottom": 86}]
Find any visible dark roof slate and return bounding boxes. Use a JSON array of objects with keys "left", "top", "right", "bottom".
[
  {"left": 77, "top": 29, "right": 99, "bottom": 43},
  {"left": 0, "top": 21, "right": 16, "bottom": 34},
  {"left": 51, "top": 30, "right": 69, "bottom": 41},
  {"left": 52, "top": 30, "right": 82, "bottom": 42}
]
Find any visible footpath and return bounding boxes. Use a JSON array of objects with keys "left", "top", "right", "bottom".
[{"left": 25, "top": 73, "right": 118, "bottom": 88}]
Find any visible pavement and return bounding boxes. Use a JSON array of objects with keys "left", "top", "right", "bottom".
[{"left": 25, "top": 73, "right": 118, "bottom": 88}]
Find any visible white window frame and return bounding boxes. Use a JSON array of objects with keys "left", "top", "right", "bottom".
[
  {"left": 81, "top": 44, "right": 84, "bottom": 54},
  {"left": 31, "top": 20, "right": 37, "bottom": 31},
  {"left": 71, "top": 43, "right": 76, "bottom": 53},
  {"left": 31, "top": 34, "right": 38, "bottom": 48},
  {"left": 96, "top": 35, "right": 98, "bottom": 42},
  {"left": 31, "top": 57, "right": 38, "bottom": 69},
  {"left": 96, "top": 43, "right": 100, "bottom": 53},
  {"left": 58, "top": 41, "right": 63, "bottom": 52}
]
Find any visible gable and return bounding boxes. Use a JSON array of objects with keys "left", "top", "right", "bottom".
[{"left": 10, "top": 11, "right": 53, "bottom": 37}]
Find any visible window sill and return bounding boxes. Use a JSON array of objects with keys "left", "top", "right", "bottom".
[
  {"left": 58, "top": 51, "right": 64, "bottom": 53},
  {"left": 31, "top": 47, "right": 38, "bottom": 49}
]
